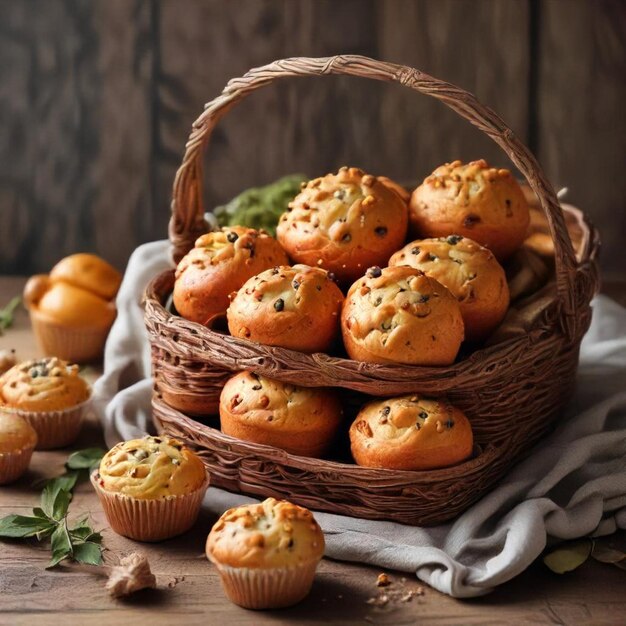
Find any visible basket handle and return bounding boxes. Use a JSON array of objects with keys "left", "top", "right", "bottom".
[{"left": 170, "top": 55, "right": 579, "bottom": 336}]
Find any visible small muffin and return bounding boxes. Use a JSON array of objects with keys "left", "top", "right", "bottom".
[
  {"left": 277, "top": 167, "right": 408, "bottom": 283},
  {"left": 173, "top": 227, "right": 289, "bottom": 326},
  {"left": 341, "top": 265, "right": 464, "bottom": 365},
  {"left": 389, "top": 235, "right": 509, "bottom": 342},
  {"left": 349, "top": 395, "right": 473, "bottom": 470},
  {"left": 24, "top": 253, "right": 121, "bottom": 363},
  {"left": 206, "top": 498, "right": 325, "bottom": 609},
  {"left": 409, "top": 160, "right": 530, "bottom": 260},
  {"left": 227, "top": 265, "right": 344, "bottom": 353},
  {"left": 219, "top": 372, "right": 342, "bottom": 457},
  {"left": 0, "top": 413, "right": 38, "bottom": 484},
  {"left": 0, "top": 357, "right": 91, "bottom": 449},
  {"left": 91, "top": 435, "right": 209, "bottom": 542}
]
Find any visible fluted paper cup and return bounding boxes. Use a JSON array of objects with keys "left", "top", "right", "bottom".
[
  {"left": 91, "top": 471, "right": 210, "bottom": 542},
  {"left": 0, "top": 393, "right": 91, "bottom": 450},
  {"left": 209, "top": 559, "right": 320, "bottom": 609},
  {"left": 0, "top": 445, "right": 36, "bottom": 484}
]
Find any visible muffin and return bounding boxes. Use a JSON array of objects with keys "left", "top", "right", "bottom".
[
  {"left": 341, "top": 265, "right": 464, "bottom": 365},
  {"left": 91, "top": 435, "right": 209, "bottom": 542},
  {"left": 349, "top": 395, "right": 473, "bottom": 470},
  {"left": 277, "top": 167, "right": 408, "bottom": 283},
  {"left": 173, "top": 227, "right": 289, "bottom": 327},
  {"left": 0, "top": 413, "right": 38, "bottom": 484},
  {"left": 409, "top": 160, "right": 530, "bottom": 260},
  {"left": 227, "top": 265, "right": 344, "bottom": 353},
  {"left": 0, "top": 357, "right": 91, "bottom": 449},
  {"left": 389, "top": 235, "right": 509, "bottom": 342},
  {"left": 24, "top": 253, "right": 122, "bottom": 363},
  {"left": 219, "top": 371, "right": 342, "bottom": 457},
  {"left": 206, "top": 498, "right": 325, "bottom": 609}
]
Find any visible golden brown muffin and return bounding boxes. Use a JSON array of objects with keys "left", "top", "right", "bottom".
[
  {"left": 277, "top": 167, "right": 408, "bottom": 283},
  {"left": 206, "top": 497, "right": 325, "bottom": 609},
  {"left": 0, "top": 357, "right": 91, "bottom": 449},
  {"left": 227, "top": 265, "right": 344, "bottom": 353},
  {"left": 341, "top": 265, "right": 464, "bottom": 365},
  {"left": 173, "top": 227, "right": 289, "bottom": 326},
  {"left": 23, "top": 253, "right": 121, "bottom": 363},
  {"left": 409, "top": 160, "right": 530, "bottom": 260},
  {"left": 0, "top": 413, "right": 37, "bottom": 484},
  {"left": 219, "top": 371, "right": 342, "bottom": 457},
  {"left": 389, "top": 235, "right": 509, "bottom": 342},
  {"left": 0, "top": 357, "right": 90, "bottom": 412},
  {"left": 92, "top": 436, "right": 209, "bottom": 542},
  {"left": 349, "top": 395, "right": 473, "bottom": 470}
]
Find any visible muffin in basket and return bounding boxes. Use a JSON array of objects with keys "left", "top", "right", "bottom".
[
  {"left": 206, "top": 497, "right": 325, "bottom": 609},
  {"left": 0, "top": 357, "right": 91, "bottom": 449},
  {"left": 409, "top": 159, "right": 530, "bottom": 260},
  {"left": 389, "top": 235, "right": 509, "bottom": 342},
  {"left": 341, "top": 265, "right": 464, "bottom": 365},
  {"left": 227, "top": 264, "right": 344, "bottom": 353},
  {"left": 173, "top": 226, "right": 289, "bottom": 327},
  {"left": 350, "top": 395, "right": 473, "bottom": 470},
  {"left": 219, "top": 371, "right": 342, "bottom": 457},
  {"left": 277, "top": 167, "right": 408, "bottom": 283},
  {"left": 91, "top": 435, "right": 209, "bottom": 542},
  {"left": 0, "top": 413, "right": 38, "bottom": 484},
  {"left": 23, "top": 253, "right": 121, "bottom": 363}
]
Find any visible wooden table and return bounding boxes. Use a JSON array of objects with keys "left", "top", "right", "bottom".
[{"left": 0, "top": 276, "right": 624, "bottom": 626}]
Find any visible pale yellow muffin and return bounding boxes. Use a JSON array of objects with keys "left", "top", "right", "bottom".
[
  {"left": 0, "top": 357, "right": 90, "bottom": 449},
  {"left": 409, "top": 160, "right": 530, "bottom": 260},
  {"left": 389, "top": 235, "right": 509, "bottom": 342},
  {"left": 349, "top": 395, "right": 473, "bottom": 470},
  {"left": 206, "top": 498, "right": 325, "bottom": 609},
  {"left": 341, "top": 265, "right": 464, "bottom": 365},
  {"left": 92, "top": 436, "right": 209, "bottom": 542},
  {"left": 219, "top": 372, "right": 343, "bottom": 457},
  {"left": 277, "top": 167, "right": 408, "bottom": 283},
  {"left": 0, "top": 413, "right": 38, "bottom": 484}
]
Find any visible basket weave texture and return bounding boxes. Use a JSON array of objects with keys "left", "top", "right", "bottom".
[{"left": 144, "top": 56, "right": 600, "bottom": 525}]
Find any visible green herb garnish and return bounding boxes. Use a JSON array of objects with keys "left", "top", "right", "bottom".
[
  {"left": 0, "top": 447, "right": 106, "bottom": 568},
  {"left": 0, "top": 296, "right": 21, "bottom": 336}
]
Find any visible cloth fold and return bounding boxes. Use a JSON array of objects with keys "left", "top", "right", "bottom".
[{"left": 93, "top": 241, "right": 626, "bottom": 598}]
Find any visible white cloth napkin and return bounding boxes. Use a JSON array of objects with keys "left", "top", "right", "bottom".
[{"left": 93, "top": 241, "right": 626, "bottom": 598}]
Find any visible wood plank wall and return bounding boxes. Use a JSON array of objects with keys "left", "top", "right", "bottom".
[{"left": 0, "top": 0, "right": 624, "bottom": 279}]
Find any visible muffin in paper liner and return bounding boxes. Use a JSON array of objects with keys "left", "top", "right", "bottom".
[
  {"left": 90, "top": 470, "right": 209, "bottom": 542},
  {"left": 210, "top": 559, "right": 319, "bottom": 610},
  {"left": 29, "top": 310, "right": 111, "bottom": 364},
  {"left": 2, "top": 395, "right": 91, "bottom": 450},
  {"left": 0, "top": 445, "right": 36, "bottom": 485}
]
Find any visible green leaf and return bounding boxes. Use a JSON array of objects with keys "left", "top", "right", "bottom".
[
  {"left": 73, "top": 541, "right": 103, "bottom": 566},
  {"left": 543, "top": 539, "right": 592, "bottom": 574},
  {"left": 41, "top": 481, "right": 73, "bottom": 520},
  {"left": 0, "top": 514, "right": 56, "bottom": 538},
  {"left": 47, "top": 522, "right": 72, "bottom": 568},
  {"left": 66, "top": 448, "right": 106, "bottom": 471},
  {"left": 0, "top": 296, "right": 21, "bottom": 334}
]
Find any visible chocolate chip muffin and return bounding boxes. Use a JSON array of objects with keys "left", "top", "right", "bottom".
[
  {"left": 341, "top": 265, "right": 464, "bottom": 365},
  {"left": 277, "top": 167, "right": 408, "bottom": 283}
]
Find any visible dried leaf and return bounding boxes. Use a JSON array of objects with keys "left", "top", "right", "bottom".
[
  {"left": 591, "top": 541, "right": 626, "bottom": 565},
  {"left": 543, "top": 539, "right": 592, "bottom": 574}
]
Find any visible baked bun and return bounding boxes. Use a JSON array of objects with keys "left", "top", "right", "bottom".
[
  {"left": 227, "top": 265, "right": 344, "bottom": 353},
  {"left": 389, "top": 235, "right": 509, "bottom": 342},
  {"left": 409, "top": 160, "right": 530, "bottom": 260},
  {"left": 173, "top": 227, "right": 288, "bottom": 326},
  {"left": 49, "top": 253, "right": 121, "bottom": 301},
  {"left": 341, "top": 265, "right": 464, "bottom": 365},
  {"left": 349, "top": 395, "right": 473, "bottom": 470},
  {"left": 219, "top": 371, "right": 342, "bottom": 457},
  {"left": 277, "top": 167, "right": 408, "bottom": 282}
]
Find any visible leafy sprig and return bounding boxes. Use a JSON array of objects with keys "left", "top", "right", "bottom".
[
  {"left": 0, "top": 447, "right": 106, "bottom": 568},
  {"left": 0, "top": 296, "right": 21, "bottom": 335}
]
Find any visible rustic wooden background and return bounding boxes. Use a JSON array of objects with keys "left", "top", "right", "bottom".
[{"left": 0, "top": 0, "right": 624, "bottom": 279}]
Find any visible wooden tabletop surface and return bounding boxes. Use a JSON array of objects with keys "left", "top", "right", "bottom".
[{"left": 0, "top": 275, "right": 624, "bottom": 626}]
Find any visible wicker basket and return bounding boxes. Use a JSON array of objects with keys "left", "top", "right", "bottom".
[{"left": 145, "top": 56, "right": 600, "bottom": 526}]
